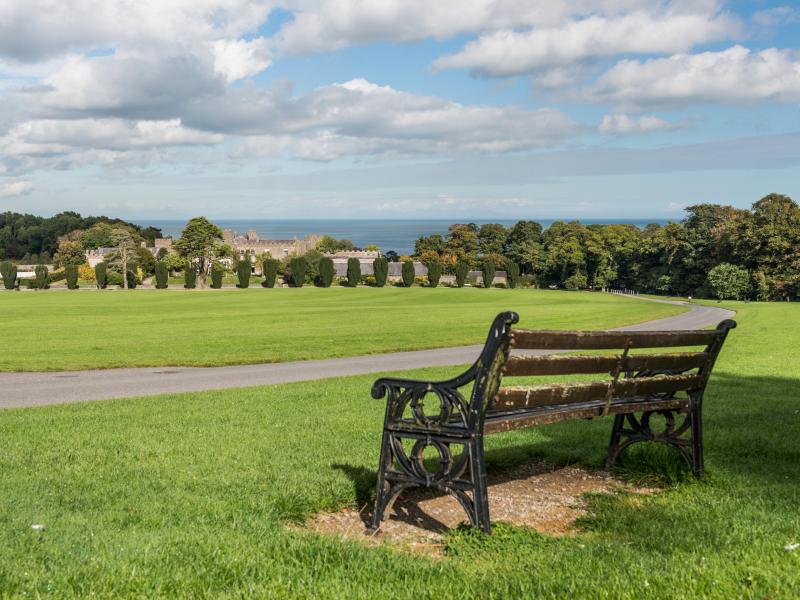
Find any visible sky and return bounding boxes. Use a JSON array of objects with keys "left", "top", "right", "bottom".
[{"left": 1, "top": 0, "right": 799, "bottom": 220}]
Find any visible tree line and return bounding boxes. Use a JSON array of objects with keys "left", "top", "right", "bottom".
[{"left": 408, "top": 194, "right": 800, "bottom": 300}]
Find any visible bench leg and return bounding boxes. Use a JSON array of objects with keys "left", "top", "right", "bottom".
[
  {"left": 468, "top": 435, "right": 492, "bottom": 534},
  {"left": 606, "top": 414, "right": 626, "bottom": 469},
  {"left": 369, "top": 428, "right": 393, "bottom": 532},
  {"left": 689, "top": 392, "right": 705, "bottom": 478}
]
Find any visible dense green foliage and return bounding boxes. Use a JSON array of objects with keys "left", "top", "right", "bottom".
[
  {"left": 317, "top": 257, "right": 334, "bottom": 287},
  {"left": 126, "top": 265, "right": 138, "bottom": 289},
  {"left": 94, "top": 262, "right": 107, "bottom": 289},
  {"left": 346, "top": 258, "right": 361, "bottom": 287},
  {"left": 289, "top": 257, "right": 307, "bottom": 287},
  {"left": 0, "top": 303, "right": 796, "bottom": 597},
  {"left": 454, "top": 261, "right": 469, "bottom": 288},
  {"left": 373, "top": 257, "right": 388, "bottom": 287},
  {"left": 65, "top": 264, "right": 79, "bottom": 289},
  {"left": 401, "top": 260, "right": 415, "bottom": 287},
  {"left": 34, "top": 265, "right": 49, "bottom": 290},
  {"left": 426, "top": 261, "right": 442, "bottom": 288},
  {"left": 236, "top": 259, "right": 251, "bottom": 289},
  {"left": 412, "top": 194, "right": 800, "bottom": 299},
  {"left": 173, "top": 217, "right": 224, "bottom": 286},
  {"left": 481, "top": 259, "right": 496, "bottom": 288},
  {"left": 184, "top": 268, "right": 197, "bottom": 289},
  {"left": 262, "top": 258, "right": 280, "bottom": 288},
  {"left": 0, "top": 288, "right": 680, "bottom": 371},
  {"left": 53, "top": 240, "right": 86, "bottom": 268},
  {"left": 155, "top": 261, "right": 169, "bottom": 289},
  {"left": 315, "top": 235, "right": 354, "bottom": 253},
  {"left": 708, "top": 263, "right": 750, "bottom": 300},
  {"left": 0, "top": 211, "right": 161, "bottom": 260},
  {"left": 0, "top": 260, "right": 16, "bottom": 290},
  {"left": 506, "top": 260, "right": 520, "bottom": 289},
  {"left": 210, "top": 263, "right": 224, "bottom": 289}
]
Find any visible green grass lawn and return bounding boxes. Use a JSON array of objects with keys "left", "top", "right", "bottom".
[
  {"left": 0, "top": 288, "right": 683, "bottom": 371},
  {"left": 0, "top": 301, "right": 798, "bottom": 597}
]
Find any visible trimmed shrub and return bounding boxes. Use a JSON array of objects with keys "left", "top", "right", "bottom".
[
  {"left": 155, "top": 261, "right": 169, "bottom": 289},
  {"left": 236, "top": 260, "right": 251, "bottom": 288},
  {"left": 126, "top": 265, "right": 138, "bottom": 289},
  {"left": 107, "top": 272, "right": 123, "bottom": 287},
  {"left": 481, "top": 260, "right": 496, "bottom": 288},
  {"left": 210, "top": 263, "right": 224, "bottom": 289},
  {"left": 426, "top": 261, "right": 442, "bottom": 288},
  {"left": 34, "top": 265, "right": 50, "bottom": 290},
  {"left": 373, "top": 257, "right": 388, "bottom": 287},
  {"left": 262, "top": 258, "right": 280, "bottom": 288},
  {"left": 454, "top": 261, "right": 469, "bottom": 288},
  {"left": 65, "top": 264, "right": 79, "bottom": 289},
  {"left": 184, "top": 268, "right": 197, "bottom": 289},
  {"left": 49, "top": 269, "right": 67, "bottom": 283},
  {"left": 564, "top": 272, "right": 587, "bottom": 291},
  {"left": 506, "top": 260, "right": 520, "bottom": 289},
  {"left": 401, "top": 260, "right": 415, "bottom": 287},
  {"left": 1, "top": 261, "right": 17, "bottom": 290},
  {"left": 289, "top": 257, "right": 307, "bottom": 287},
  {"left": 318, "top": 257, "right": 334, "bottom": 287},
  {"left": 346, "top": 257, "right": 361, "bottom": 287},
  {"left": 95, "top": 262, "right": 108, "bottom": 289}
]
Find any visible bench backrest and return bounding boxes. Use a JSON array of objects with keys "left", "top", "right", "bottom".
[{"left": 467, "top": 311, "right": 736, "bottom": 429}]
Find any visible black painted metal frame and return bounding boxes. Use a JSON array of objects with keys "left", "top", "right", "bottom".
[{"left": 369, "top": 311, "right": 735, "bottom": 534}]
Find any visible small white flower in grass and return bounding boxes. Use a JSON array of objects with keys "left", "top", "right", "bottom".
[
  {"left": 31, "top": 524, "right": 45, "bottom": 530},
  {"left": 786, "top": 543, "right": 799, "bottom": 552}
]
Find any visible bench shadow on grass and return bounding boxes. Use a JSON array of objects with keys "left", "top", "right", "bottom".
[{"left": 332, "top": 373, "right": 800, "bottom": 540}]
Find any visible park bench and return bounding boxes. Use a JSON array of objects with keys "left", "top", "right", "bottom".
[{"left": 369, "top": 311, "right": 736, "bottom": 533}]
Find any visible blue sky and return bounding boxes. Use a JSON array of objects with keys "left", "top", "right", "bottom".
[{"left": 0, "top": 0, "right": 799, "bottom": 220}]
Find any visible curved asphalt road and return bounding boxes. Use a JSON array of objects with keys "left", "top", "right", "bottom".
[{"left": 1, "top": 298, "right": 734, "bottom": 409}]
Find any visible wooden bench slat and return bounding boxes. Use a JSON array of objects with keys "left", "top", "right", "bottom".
[
  {"left": 503, "top": 352, "right": 709, "bottom": 377},
  {"left": 492, "top": 374, "right": 704, "bottom": 411},
  {"left": 509, "top": 328, "right": 719, "bottom": 350}
]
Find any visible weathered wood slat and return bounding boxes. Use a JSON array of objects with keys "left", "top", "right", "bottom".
[
  {"left": 484, "top": 398, "right": 689, "bottom": 434},
  {"left": 492, "top": 374, "right": 703, "bottom": 410},
  {"left": 509, "top": 328, "right": 719, "bottom": 350},
  {"left": 503, "top": 352, "right": 709, "bottom": 377}
]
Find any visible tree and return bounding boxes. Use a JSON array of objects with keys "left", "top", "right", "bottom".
[
  {"left": 316, "top": 235, "right": 354, "bottom": 253},
  {"left": 106, "top": 228, "right": 137, "bottom": 290},
  {"left": 481, "top": 259, "right": 496, "bottom": 288},
  {"left": 445, "top": 224, "right": 479, "bottom": 266},
  {"left": 155, "top": 261, "right": 169, "bottom": 289},
  {"left": 318, "top": 257, "right": 334, "bottom": 287},
  {"left": 506, "top": 221, "right": 543, "bottom": 275},
  {"left": 1, "top": 261, "right": 17, "bottom": 290},
  {"left": 401, "top": 260, "right": 415, "bottom": 287},
  {"left": 707, "top": 263, "right": 751, "bottom": 300},
  {"left": 373, "top": 257, "right": 388, "bottom": 287},
  {"left": 346, "top": 258, "right": 361, "bottom": 287},
  {"left": 134, "top": 245, "right": 156, "bottom": 277},
  {"left": 426, "top": 261, "right": 442, "bottom": 288},
  {"left": 384, "top": 250, "right": 399, "bottom": 263},
  {"left": 95, "top": 262, "right": 108, "bottom": 289},
  {"left": 173, "top": 217, "right": 224, "bottom": 287},
  {"left": 262, "top": 258, "right": 280, "bottom": 288},
  {"left": 477, "top": 224, "right": 506, "bottom": 257},
  {"left": 454, "top": 261, "right": 469, "bottom": 287},
  {"left": 506, "top": 261, "right": 520, "bottom": 289},
  {"left": 289, "top": 257, "right": 307, "bottom": 287},
  {"left": 53, "top": 240, "right": 86, "bottom": 268},
  {"left": 65, "top": 264, "right": 79, "bottom": 289}
]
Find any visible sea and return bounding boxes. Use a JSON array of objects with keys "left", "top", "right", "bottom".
[{"left": 136, "top": 219, "right": 668, "bottom": 256}]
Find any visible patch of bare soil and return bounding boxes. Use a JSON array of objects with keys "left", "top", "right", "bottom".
[{"left": 301, "top": 461, "right": 656, "bottom": 556}]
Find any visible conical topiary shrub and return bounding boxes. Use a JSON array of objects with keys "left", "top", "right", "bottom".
[
  {"left": 401, "top": 260, "right": 415, "bottom": 287},
  {"left": 155, "top": 261, "right": 169, "bottom": 289},
  {"left": 95, "top": 262, "right": 107, "bottom": 289},
  {"left": 184, "top": 268, "right": 197, "bottom": 289},
  {"left": 506, "top": 260, "right": 520, "bottom": 289},
  {"left": 210, "top": 263, "right": 224, "bottom": 288},
  {"left": 346, "top": 258, "right": 361, "bottom": 287},
  {"left": 318, "top": 257, "right": 334, "bottom": 287},
  {"left": 373, "top": 257, "right": 388, "bottom": 287},
  {"left": 454, "top": 261, "right": 469, "bottom": 288},
  {"left": 481, "top": 260, "right": 496, "bottom": 288},
  {"left": 262, "top": 258, "right": 280, "bottom": 288},
  {"left": 426, "top": 261, "right": 442, "bottom": 288},
  {"left": 66, "top": 264, "right": 79, "bottom": 289},
  {"left": 236, "top": 259, "right": 251, "bottom": 288}
]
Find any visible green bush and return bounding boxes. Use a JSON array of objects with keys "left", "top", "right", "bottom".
[
  {"left": 289, "top": 257, "right": 307, "bottom": 287},
  {"left": 564, "top": 272, "right": 587, "bottom": 291},
  {"left": 506, "top": 260, "right": 520, "bottom": 289},
  {"left": 210, "top": 263, "right": 224, "bottom": 289},
  {"left": 34, "top": 265, "right": 50, "bottom": 290},
  {"left": 48, "top": 269, "right": 67, "bottom": 283},
  {"left": 426, "top": 261, "right": 442, "bottom": 288},
  {"left": 454, "top": 261, "right": 469, "bottom": 288},
  {"left": 126, "top": 266, "right": 138, "bottom": 289},
  {"left": 262, "top": 259, "right": 280, "bottom": 288},
  {"left": 1, "top": 261, "right": 17, "bottom": 290},
  {"left": 236, "top": 260, "right": 251, "bottom": 288},
  {"left": 318, "top": 257, "right": 334, "bottom": 287},
  {"left": 346, "top": 258, "right": 361, "bottom": 287},
  {"left": 106, "top": 272, "right": 123, "bottom": 287},
  {"left": 95, "top": 262, "right": 108, "bottom": 289},
  {"left": 401, "top": 260, "right": 415, "bottom": 287},
  {"left": 519, "top": 274, "right": 536, "bottom": 288},
  {"left": 65, "top": 264, "right": 79, "bottom": 289},
  {"left": 155, "top": 261, "right": 169, "bottom": 289},
  {"left": 373, "top": 257, "right": 388, "bottom": 287},
  {"left": 184, "top": 268, "right": 197, "bottom": 289},
  {"left": 481, "top": 260, "right": 496, "bottom": 288}
]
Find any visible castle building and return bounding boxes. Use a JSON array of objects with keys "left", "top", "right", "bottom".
[{"left": 223, "top": 229, "right": 320, "bottom": 261}]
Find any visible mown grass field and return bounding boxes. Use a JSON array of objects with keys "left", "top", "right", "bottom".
[
  {"left": 0, "top": 301, "right": 798, "bottom": 597},
  {"left": 0, "top": 287, "right": 683, "bottom": 371}
]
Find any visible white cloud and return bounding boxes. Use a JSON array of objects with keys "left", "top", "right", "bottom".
[
  {"left": 599, "top": 113, "right": 683, "bottom": 134},
  {"left": 432, "top": 10, "right": 738, "bottom": 78},
  {"left": 0, "top": 180, "right": 32, "bottom": 197},
  {"left": 591, "top": 45, "right": 800, "bottom": 108},
  {"left": 211, "top": 38, "right": 271, "bottom": 83}
]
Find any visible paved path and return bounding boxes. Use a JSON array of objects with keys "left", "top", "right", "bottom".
[{"left": 1, "top": 299, "right": 734, "bottom": 409}]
